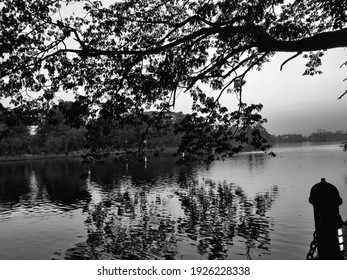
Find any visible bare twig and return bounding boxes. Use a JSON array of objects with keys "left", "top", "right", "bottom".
[
  {"left": 338, "top": 90, "right": 347, "bottom": 100},
  {"left": 215, "top": 52, "right": 269, "bottom": 105},
  {"left": 280, "top": 51, "right": 302, "bottom": 71}
]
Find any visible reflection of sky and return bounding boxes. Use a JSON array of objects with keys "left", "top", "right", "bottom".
[
  {"left": 78, "top": 174, "right": 278, "bottom": 260},
  {"left": 0, "top": 163, "right": 92, "bottom": 259},
  {"left": 1, "top": 144, "right": 347, "bottom": 259},
  {"left": 0, "top": 207, "right": 88, "bottom": 259},
  {"left": 76, "top": 156, "right": 279, "bottom": 259},
  {"left": 187, "top": 143, "right": 347, "bottom": 259},
  {"left": 29, "top": 169, "right": 38, "bottom": 194},
  {"left": 27, "top": 169, "right": 40, "bottom": 205}
]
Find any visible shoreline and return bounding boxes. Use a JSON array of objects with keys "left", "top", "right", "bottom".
[
  {"left": 0, "top": 147, "right": 179, "bottom": 163},
  {"left": 0, "top": 152, "right": 83, "bottom": 163}
]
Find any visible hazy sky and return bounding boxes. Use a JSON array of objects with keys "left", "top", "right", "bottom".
[{"left": 174, "top": 48, "right": 347, "bottom": 136}]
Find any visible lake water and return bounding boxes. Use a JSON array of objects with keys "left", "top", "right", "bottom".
[{"left": 1, "top": 142, "right": 347, "bottom": 260}]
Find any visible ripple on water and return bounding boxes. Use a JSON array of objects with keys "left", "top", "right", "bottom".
[{"left": 1, "top": 144, "right": 347, "bottom": 259}]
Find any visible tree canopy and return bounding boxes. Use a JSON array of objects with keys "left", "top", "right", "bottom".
[{"left": 1, "top": 0, "right": 347, "bottom": 161}]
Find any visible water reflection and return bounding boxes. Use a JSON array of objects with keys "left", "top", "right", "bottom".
[
  {"left": 0, "top": 163, "right": 31, "bottom": 207},
  {"left": 65, "top": 191, "right": 179, "bottom": 259},
  {"left": 2, "top": 143, "right": 347, "bottom": 260},
  {"left": 246, "top": 152, "right": 267, "bottom": 174},
  {"left": 65, "top": 177, "right": 278, "bottom": 260},
  {"left": 175, "top": 180, "right": 278, "bottom": 259},
  {"left": 0, "top": 160, "right": 91, "bottom": 211}
]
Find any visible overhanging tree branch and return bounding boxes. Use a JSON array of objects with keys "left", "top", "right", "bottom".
[
  {"left": 256, "top": 27, "right": 347, "bottom": 52},
  {"left": 280, "top": 52, "right": 302, "bottom": 71},
  {"left": 2, "top": 0, "right": 347, "bottom": 160}
]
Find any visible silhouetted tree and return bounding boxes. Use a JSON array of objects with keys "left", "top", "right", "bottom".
[
  {"left": 0, "top": 123, "right": 31, "bottom": 156},
  {"left": 35, "top": 102, "right": 86, "bottom": 154},
  {"left": 1, "top": 0, "right": 347, "bottom": 160}
]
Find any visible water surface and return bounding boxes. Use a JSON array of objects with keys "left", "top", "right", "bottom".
[{"left": 1, "top": 142, "right": 346, "bottom": 259}]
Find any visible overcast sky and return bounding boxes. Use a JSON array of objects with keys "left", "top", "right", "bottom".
[{"left": 174, "top": 48, "right": 347, "bottom": 136}]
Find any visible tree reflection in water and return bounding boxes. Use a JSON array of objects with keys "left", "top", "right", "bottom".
[
  {"left": 175, "top": 180, "right": 278, "bottom": 259},
  {"left": 65, "top": 179, "right": 278, "bottom": 260}
]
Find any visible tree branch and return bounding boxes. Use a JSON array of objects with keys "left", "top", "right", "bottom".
[
  {"left": 187, "top": 44, "right": 253, "bottom": 90},
  {"left": 280, "top": 51, "right": 302, "bottom": 71},
  {"left": 156, "top": 15, "right": 215, "bottom": 45},
  {"left": 338, "top": 90, "right": 347, "bottom": 100},
  {"left": 257, "top": 27, "right": 347, "bottom": 52},
  {"left": 64, "top": 25, "right": 347, "bottom": 60},
  {"left": 82, "top": 26, "right": 221, "bottom": 56}
]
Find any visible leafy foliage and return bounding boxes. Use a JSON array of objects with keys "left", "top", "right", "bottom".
[
  {"left": 1, "top": 0, "right": 347, "bottom": 160},
  {"left": 0, "top": 122, "right": 31, "bottom": 156}
]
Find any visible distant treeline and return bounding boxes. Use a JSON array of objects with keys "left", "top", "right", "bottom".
[
  {"left": 0, "top": 102, "right": 271, "bottom": 158},
  {"left": 2, "top": 101, "right": 344, "bottom": 158},
  {"left": 0, "top": 102, "right": 184, "bottom": 157},
  {"left": 270, "top": 131, "right": 346, "bottom": 143},
  {"left": 0, "top": 121, "right": 87, "bottom": 157}
]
